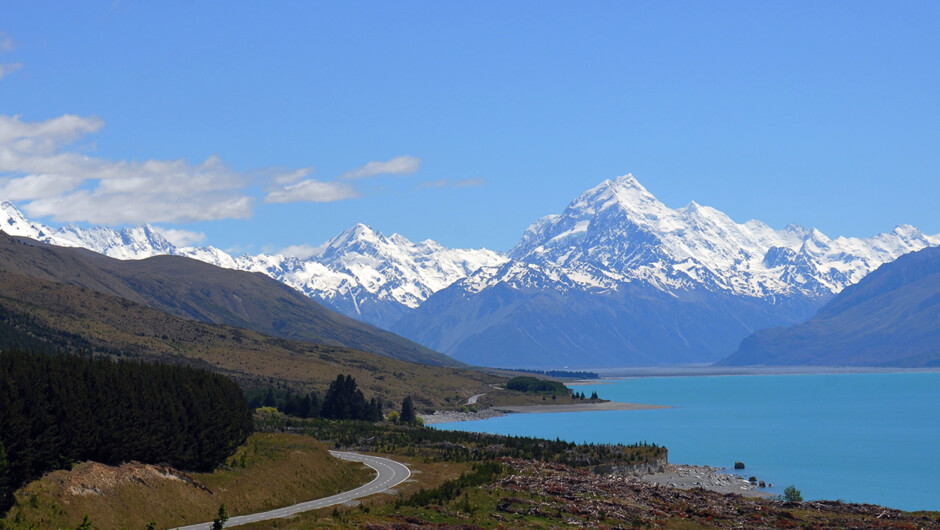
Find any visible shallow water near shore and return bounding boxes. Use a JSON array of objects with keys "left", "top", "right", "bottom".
[{"left": 435, "top": 371, "right": 940, "bottom": 511}]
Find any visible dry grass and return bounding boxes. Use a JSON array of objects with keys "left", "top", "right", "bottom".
[
  {"left": 0, "top": 433, "right": 372, "bottom": 529},
  {"left": 0, "top": 271, "right": 510, "bottom": 411},
  {"left": 234, "top": 457, "right": 471, "bottom": 529}
]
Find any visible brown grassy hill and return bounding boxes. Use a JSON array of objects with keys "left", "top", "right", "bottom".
[
  {"left": 0, "top": 233, "right": 457, "bottom": 367},
  {"left": 0, "top": 433, "right": 371, "bottom": 530},
  {"left": 0, "top": 269, "right": 504, "bottom": 411}
]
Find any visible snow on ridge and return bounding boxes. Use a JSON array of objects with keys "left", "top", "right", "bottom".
[
  {"left": 508, "top": 174, "right": 940, "bottom": 298},
  {"left": 0, "top": 201, "right": 507, "bottom": 315}
]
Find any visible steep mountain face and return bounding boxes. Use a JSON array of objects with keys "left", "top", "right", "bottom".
[
  {"left": 721, "top": 245, "right": 940, "bottom": 367},
  {"left": 0, "top": 233, "right": 459, "bottom": 367},
  {"left": 3, "top": 175, "right": 938, "bottom": 368}
]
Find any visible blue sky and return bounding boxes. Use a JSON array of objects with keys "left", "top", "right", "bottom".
[{"left": 1, "top": 1, "right": 938, "bottom": 254}]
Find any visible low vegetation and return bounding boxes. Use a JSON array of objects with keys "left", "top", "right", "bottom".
[{"left": 261, "top": 417, "right": 665, "bottom": 469}]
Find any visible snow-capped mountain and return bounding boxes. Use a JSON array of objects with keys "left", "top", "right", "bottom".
[
  {"left": 3, "top": 174, "right": 938, "bottom": 367},
  {"left": 1, "top": 201, "right": 176, "bottom": 259},
  {"left": 217, "top": 225, "right": 507, "bottom": 327},
  {"left": 0, "top": 201, "right": 505, "bottom": 329},
  {"left": 507, "top": 175, "right": 939, "bottom": 298},
  {"left": 392, "top": 175, "right": 939, "bottom": 366}
]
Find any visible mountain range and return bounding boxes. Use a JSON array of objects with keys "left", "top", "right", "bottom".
[
  {"left": 2, "top": 174, "right": 937, "bottom": 367},
  {"left": 722, "top": 245, "right": 940, "bottom": 367},
  {"left": 0, "top": 233, "right": 456, "bottom": 367}
]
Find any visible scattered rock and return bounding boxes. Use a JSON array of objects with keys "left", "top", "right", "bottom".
[
  {"left": 640, "top": 464, "right": 770, "bottom": 497},
  {"left": 734, "top": 461, "right": 745, "bottom": 469}
]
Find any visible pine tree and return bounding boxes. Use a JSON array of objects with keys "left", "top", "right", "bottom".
[
  {"left": 400, "top": 396, "right": 416, "bottom": 424},
  {"left": 211, "top": 503, "right": 228, "bottom": 529}
]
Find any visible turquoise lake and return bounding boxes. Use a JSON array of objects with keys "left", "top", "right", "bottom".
[{"left": 435, "top": 372, "right": 940, "bottom": 511}]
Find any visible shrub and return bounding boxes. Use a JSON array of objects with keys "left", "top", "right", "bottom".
[{"left": 783, "top": 485, "right": 803, "bottom": 502}]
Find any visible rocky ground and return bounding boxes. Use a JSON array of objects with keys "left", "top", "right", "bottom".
[
  {"left": 642, "top": 464, "right": 772, "bottom": 497},
  {"left": 488, "top": 459, "right": 939, "bottom": 529},
  {"left": 360, "top": 457, "right": 940, "bottom": 529}
]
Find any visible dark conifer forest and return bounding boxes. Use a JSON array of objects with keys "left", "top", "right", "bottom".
[
  {"left": 0, "top": 349, "right": 253, "bottom": 513},
  {"left": 246, "top": 374, "right": 383, "bottom": 422}
]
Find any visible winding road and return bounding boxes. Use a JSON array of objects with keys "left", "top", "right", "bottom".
[{"left": 174, "top": 451, "right": 411, "bottom": 529}]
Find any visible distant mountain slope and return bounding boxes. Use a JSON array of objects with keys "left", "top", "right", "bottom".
[
  {"left": 0, "top": 234, "right": 459, "bottom": 367},
  {"left": 720, "top": 246, "right": 940, "bottom": 367},
  {"left": 0, "top": 269, "right": 500, "bottom": 410},
  {"left": 392, "top": 260, "right": 821, "bottom": 367}
]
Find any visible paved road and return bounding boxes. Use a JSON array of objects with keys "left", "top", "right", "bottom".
[
  {"left": 466, "top": 393, "right": 485, "bottom": 405},
  {"left": 174, "top": 451, "right": 411, "bottom": 529}
]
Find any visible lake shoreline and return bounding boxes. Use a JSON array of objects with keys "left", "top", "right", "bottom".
[
  {"left": 424, "top": 402, "right": 772, "bottom": 499},
  {"left": 421, "top": 400, "right": 667, "bottom": 424},
  {"left": 591, "top": 364, "right": 940, "bottom": 378},
  {"left": 425, "top": 372, "right": 940, "bottom": 511}
]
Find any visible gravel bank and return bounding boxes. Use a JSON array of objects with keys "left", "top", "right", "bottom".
[{"left": 641, "top": 464, "right": 773, "bottom": 498}]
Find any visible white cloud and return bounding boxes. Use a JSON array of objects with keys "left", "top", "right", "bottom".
[
  {"left": 272, "top": 166, "right": 314, "bottom": 185},
  {"left": 0, "top": 113, "right": 254, "bottom": 224},
  {"left": 416, "top": 179, "right": 451, "bottom": 190},
  {"left": 0, "top": 33, "right": 14, "bottom": 52},
  {"left": 339, "top": 155, "right": 421, "bottom": 180},
  {"left": 265, "top": 179, "right": 360, "bottom": 204},
  {"left": 0, "top": 63, "right": 22, "bottom": 80},
  {"left": 278, "top": 243, "right": 324, "bottom": 259},
  {"left": 23, "top": 191, "right": 253, "bottom": 225},
  {"left": 151, "top": 227, "right": 206, "bottom": 246},
  {"left": 416, "top": 177, "right": 486, "bottom": 190},
  {"left": 455, "top": 177, "right": 485, "bottom": 188},
  {"left": 0, "top": 114, "right": 429, "bottom": 227}
]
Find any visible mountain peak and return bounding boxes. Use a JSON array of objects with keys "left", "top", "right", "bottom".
[
  {"left": 611, "top": 173, "right": 644, "bottom": 189},
  {"left": 326, "top": 223, "right": 383, "bottom": 248},
  {"left": 568, "top": 173, "right": 663, "bottom": 219}
]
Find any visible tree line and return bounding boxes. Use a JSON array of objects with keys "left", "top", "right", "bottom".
[
  {"left": 247, "top": 374, "right": 383, "bottom": 422},
  {"left": 505, "top": 376, "right": 571, "bottom": 395},
  {"left": 0, "top": 349, "right": 253, "bottom": 513}
]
